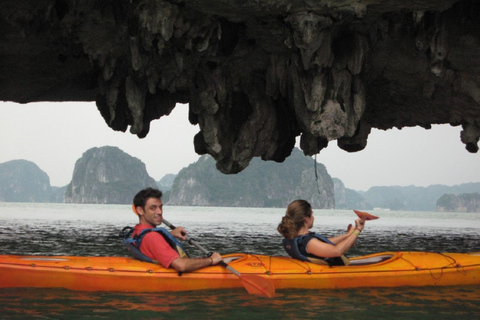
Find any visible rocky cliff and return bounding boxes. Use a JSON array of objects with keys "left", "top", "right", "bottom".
[
  {"left": 167, "top": 148, "right": 334, "bottom": 208},
  {"left": 2, "top": 1, "right": 480, "bottom": 175},
  {"left": 436, "top": 193, "right": 480, "bottom": 212},
  {"left": 333, "top": 178, "right": 370, "bottom": 210},
  {"left": 64, "top": 146, "right": 157, "bottom": 204},
  {"left": 157, "top": 173, "right": 176, "bottom": 192},
  {"left": 0, "top": 160, "right": 52, "bottom": 202}
]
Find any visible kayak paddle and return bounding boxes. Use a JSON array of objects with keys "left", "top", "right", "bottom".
[{"left": 162, "top": 218, "right": 276, "bottom": 298}]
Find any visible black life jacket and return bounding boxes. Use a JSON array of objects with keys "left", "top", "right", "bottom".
[
  {"left": 121, "top": 226, "right": 188, "bottom": 263},
  {"left": 282, "top": 232, "right": 350, "bottom": 266}
]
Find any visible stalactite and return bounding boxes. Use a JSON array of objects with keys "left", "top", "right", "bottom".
[
  {"left": 302, "top": 70, "right": 327, "bottom": 113},
  {"left": 125, "top": 76, "right": 145, "bottom": 135},
  {"left": 199, "top": 114, "right": 222, "bottom": 154},
  {"left": 313, "top": 99, "right": 347, "bottom": 139},
  {"left": 146, "top": 68, "right": 159, "bottom": 94},
  {"left": 286, "top": 12, "right": 332, "bottom": 70},
  {"left": 461, "top": 123, "right": 480, "bottom": 153},
  {"left": 331, "top": 69, "right": 352, "bottom": 107},
  {"left": 102, "top": 57, "right": 116, "bottom": 81},
  {"left": 352, "top": 77, "right": 366, "bottom": 119},
  {"left": 347, "top": 33, "right": 369, "bottom": 76},
  {"left": 430, "top": 14, "right": 448, "bottom": 76},
  {"left": 195, "top": 24, "right": 216, "bottom": 52},
  {"left": 137, "top": 0, "right": 178, "bottom": 41},
  {"left": 106, "top": 83, "right": 119, "bottom": 124},
  {"left": 300, "top": 132, "right": 329, "bottom": 155},
  {"left": 313, "top": 30, "right": 332, "bottom": 68},
  {"left": 129, "top": 36, "right": 142, "bottom": 71},
  {"left": 337, "top": 119, "right": 371, "bottom": 152}
]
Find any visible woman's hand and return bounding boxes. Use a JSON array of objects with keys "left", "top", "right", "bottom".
[{"left": 354, "top": 218, "right": 365, "bottom": 232}]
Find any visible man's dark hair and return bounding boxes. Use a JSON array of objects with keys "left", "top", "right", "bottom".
[{"left": 133, "top": 188, "right": 163, "bottom": 208}]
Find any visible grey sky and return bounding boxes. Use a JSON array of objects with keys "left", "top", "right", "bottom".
[{"left": 1, "top": 101, "right": 480, "bottom": 191}]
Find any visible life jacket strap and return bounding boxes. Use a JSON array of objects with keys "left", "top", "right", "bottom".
[
  {"left": 121, "top": 226, "right": 189, "bottom": 263},
  {"left": 282, "top": 233, "right": 350, "bottom": 266}
]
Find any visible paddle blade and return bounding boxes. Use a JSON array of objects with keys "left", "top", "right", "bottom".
[
  {"left": 240, "top": 275, "right": 275, "bottom": 298},
  {"left": 353, "top": 210, "right": 379, "bottom": 220}
]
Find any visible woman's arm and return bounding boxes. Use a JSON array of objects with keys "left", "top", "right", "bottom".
[
  {"left": 328, "top": 229, "right": 354, "bottom": 244},
  {"left": 306, "top": 232, "right": 359, "bottom": 258},
  {"left": 308, "top": 218, "right": 365, "bottom": 257}
]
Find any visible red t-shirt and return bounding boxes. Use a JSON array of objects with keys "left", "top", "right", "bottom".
[{"left": 133, "top": 224, "right": 180, "bottom": 268}]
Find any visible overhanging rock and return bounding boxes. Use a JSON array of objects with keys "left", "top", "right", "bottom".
[{"left": 1, "top": 0, "right": 480, "bottom": 174}]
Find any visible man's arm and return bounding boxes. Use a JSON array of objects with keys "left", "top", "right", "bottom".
[
  {"left": 170, "top": 256, "right": 212, "bottom": 272},
  {"left": 170, "top": 252, "right": 223, "bottom": 272}
]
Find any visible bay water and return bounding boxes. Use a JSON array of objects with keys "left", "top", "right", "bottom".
[{"left": 0, "top": 202, "right": 479, "bottom": 319}]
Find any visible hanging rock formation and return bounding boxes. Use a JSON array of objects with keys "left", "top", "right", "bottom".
[{"left": 2, "top": 0, "right": 480, "bottom": 174}]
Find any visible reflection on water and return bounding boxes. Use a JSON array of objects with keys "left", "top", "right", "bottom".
[
  {"left": 0, "top": 203, "right": 479, "bottom": 319},
  {"left": 1, "top": 286, "right": 479, "bottom": 319}
]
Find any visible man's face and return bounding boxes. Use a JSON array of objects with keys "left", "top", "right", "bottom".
[{"left": 138, "top": 197, "right": 163, "bottom": 227}]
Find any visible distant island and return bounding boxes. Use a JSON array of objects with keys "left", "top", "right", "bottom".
[
  {"left": 166, "top": 148, "right": 334, "bottom": 208},
  {"left": 436, "top": 193, "right": 480, "bottom": 212},
  {"left": 355, "top": 183, "right": 480, "bottom": 212},
  {"left": 1, "top": 146, "right": 480, "bottom": 211},
  {"left": 64, "top": 146, "right": 158, "bottom": 204},
  {"left": 0, "top": 159, "right": 53, "bottom": 203}
]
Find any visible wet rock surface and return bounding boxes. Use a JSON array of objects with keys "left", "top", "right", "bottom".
[{"left": 2, "top": 0, "right": 480, "bottom": 173}]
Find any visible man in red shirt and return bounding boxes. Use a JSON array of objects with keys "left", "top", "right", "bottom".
[{"left": 132, "top": 188, "right": 222, "bottom": 272}]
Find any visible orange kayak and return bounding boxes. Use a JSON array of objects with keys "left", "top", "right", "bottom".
[{"left": 1, "top": 252, "right": 479, "bottom": 292}]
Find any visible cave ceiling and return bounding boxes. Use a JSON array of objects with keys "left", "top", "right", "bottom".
[{"left": 2, "top": 0, "right": 480, "bottom": 174}]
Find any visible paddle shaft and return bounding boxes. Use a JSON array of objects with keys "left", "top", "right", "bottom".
[
  {"left": 161, "top": 218, "right": 275, "bottom": 297},
  {"left": 162, "top": 218, "right": 240, "bottom": 276}
]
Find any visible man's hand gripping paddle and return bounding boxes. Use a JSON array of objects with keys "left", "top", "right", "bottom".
[{"left": 162, "top": 219, "right": 276, "bottom": 298}]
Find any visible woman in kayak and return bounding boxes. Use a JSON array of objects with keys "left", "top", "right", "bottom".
[{"left": 277, "top": 199, "right": 365, "bottom": 266}]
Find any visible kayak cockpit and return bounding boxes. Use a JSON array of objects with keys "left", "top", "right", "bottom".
[
  {"left": 223, "top": 256, "right": 243, "bottom": 263},
  {"left": 349, "top": 254, "right": 394, "bottom": 266}
]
